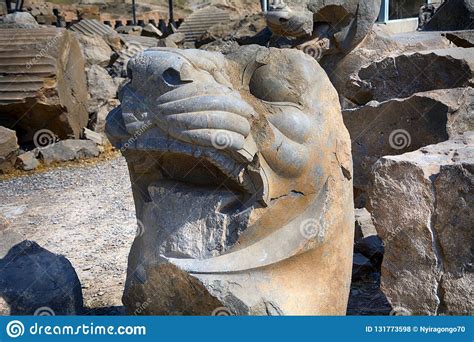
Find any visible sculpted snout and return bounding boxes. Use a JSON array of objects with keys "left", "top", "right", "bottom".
[{"left": 122, "top": 50, "right": 256, "bottom": 151}]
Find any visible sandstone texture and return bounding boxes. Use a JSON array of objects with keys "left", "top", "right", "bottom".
[{"left": 369, "top": 133, "right": 473, "bottom": 315}]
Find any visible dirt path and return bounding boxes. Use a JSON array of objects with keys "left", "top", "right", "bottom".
[{"left": 0, "top": 156, "right": 136, "bottom": 313}]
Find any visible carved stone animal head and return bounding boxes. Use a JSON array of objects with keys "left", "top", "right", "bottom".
[
  {"left": 266, "top": 0, "right": 381, "bottom": 56},
  {"left": 106, "top": 46, "right": 354, "bottom": 315}
]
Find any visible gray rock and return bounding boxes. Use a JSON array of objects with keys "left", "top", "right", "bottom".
[
  {"left": 346, "top": 48, "right": 474, "bottom": 105},
  {"left": 0, "top": 126, "right": 19, "bottom": 173},
  {"left": 141, "top": 23, "right": 162, "bottom": 38},
  {"left": 76, "top": 33, "right": 113, "bottom": 67},
  {"left": 0, "top": 241, "right": 83, "bottom": 315},
  {"left": 86, "top": 65, "right": 117, "bottom": 113},
  {"left": 16, "top": 151, "right": 40, "bottom": 171},
  {"left": 37, "top": 140, "right": 100, "bottom": 165},
  {"left": 369, "top": 133, "right": 473, "bottom": 315},
  {"left": 93, "top": 99, "right": 120, "bottom": 133},
  {"left": 343, "top": 88, "right": 473, "bottom": 193},
  {"left": 0, "top": 12, "right": 38, "bottom": 27},
  {"left": 82, "top": 128, "right": 105, "bottom": 145},
  {"left": 423, "top": 0, "right": 474, "bottom": 31},
  {"left": 321, "top": 27, "right": 452, "bottom": 109}
]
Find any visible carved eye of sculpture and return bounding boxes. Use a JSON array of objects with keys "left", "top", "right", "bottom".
[
  {"left": 162, "top": 67, "right": 193, "bottom": 87},
  {"left": 249, "top": 65, "right": 296, "bottom": 104}
]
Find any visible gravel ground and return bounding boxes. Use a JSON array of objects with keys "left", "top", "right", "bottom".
[{"left": 0, "top": 156, "right": 136, "bottom": 314}]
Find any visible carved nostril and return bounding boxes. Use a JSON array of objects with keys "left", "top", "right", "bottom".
[
  {"left": 279, "top": 17, "right": 289, "bottom": 23},
  {"left": 162, "top": 67, "right": 193, "bottom": 87}
]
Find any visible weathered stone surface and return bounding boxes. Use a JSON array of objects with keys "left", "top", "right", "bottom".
[
  {"left": 196, "top": 13, "right": 268, "bottom": 48},
  {"left": 86, "top": 65, "right": 117, "bottom": 113},
  {"left": 0, "top": 126, "right": 19, "bottom": 173},
  {"left": 265, "top": 0, "right": 381, "bottom": 58},
  {"left": 346, "top": 48, "right": 474, "bottom": 105},
  {"left": 0, "top": 12, "right": 38, "bottom": 27},
  {"left": 0, "top": 241, "right": 83, "bottom": 315},
  {"left": 0, "top": 28, "right": 88, "bottom": 143},
  {"left": 76, "top": 33, "right": 113, "bottom": 67},
  {"left": 93, "top": 99, "right": 120, "bottom": 133},
  {"left": 82, "top": 128, "right": 105, "bottom": 146},
  {"left": 344, "top": 88, "right": 474, "bottom": 193},
  {"left": 107, "top": 46, "right": 354, "bottom": 315},
  {"left": 16, "top": 151, "right": 40, "bottom": 171},
  {"left": 322, "top": 27, "right": 452, "bottom": 108},
  {"left": 369, "top": 133, "right": 473, "bottom": 315},
  {"left": 141, "top": 23, "right": 163, "bottom": 38},
  {"left": 37, "top": 140, "right": 100, "bottom": 165},
  {"left": 423, "top": 0, "right": 474, "bottom": 31}
]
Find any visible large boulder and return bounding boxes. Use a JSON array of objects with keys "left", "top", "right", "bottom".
[
  {"left": 36, "top": 139, "right": 100, "bottom": 165},
  {"left": 86, "top": 65, "right": 117, "bottom": 114},
  {"left": 423, "top": 0, "right": 474, "bottom": 31},
  {"left": 0, "top": 12, "right": 38, "bottom": 28},
  {"left": 76, "top": 33, "right": 113, "bottom": 67},
  {"left": 346, "top": 48, "right": 474, "bottom": 105},
  {"left": 321, "top": 27, "right": 452, "bottom": 109},
  {"left": 0, "top": 126, "right": 19, "bottom": 173},
  {"left": 0, "top": 28, "right": 88, "bottom": 144},
  {"left": 0, "top": 240, "right": 83, "bottom": 315},
  {"left": 369, "top": 133, "right": 473, "bottom": 315},
  {"left": 344, "top": 88, "right": 474, "bottom": 193}
]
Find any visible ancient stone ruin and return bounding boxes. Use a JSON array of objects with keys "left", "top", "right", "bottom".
[
  {"left": 0, "top": 0, "right": 472, "bottom": 318},
  {"left": 106, "top": 46, "right": 354, "bottom": 315}
]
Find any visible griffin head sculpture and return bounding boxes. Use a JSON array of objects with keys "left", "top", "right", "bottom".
[{"left": 106, "top": 45, "right": 354, "bottom": 315}]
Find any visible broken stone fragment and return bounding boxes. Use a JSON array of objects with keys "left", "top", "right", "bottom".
[
  {"left": 346, "top": 47, "right": 474, "bottom": 105},
  {"left": 16, "top": 151, "right": 40, "bottom": 171},
  {"left": 0, "top": 126, "right": 19, "bottom": 174},
  {"left": 0, "top": 28, "right": 88, "bottom": 143},
  {"left": 343, "top": 87, "right": 474, "bottom": 194},
  {"left": 76, "top": 33, "right": 113, "bottom": 67},
  {"left": 0, "top": 241, "right": 84, "bottom": 315},
  {"left": 369, "top": 133, "right": 473, "bottom": 315},
  {"left": 37, "top": 140, "right": 100, "bottom": 165}
]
